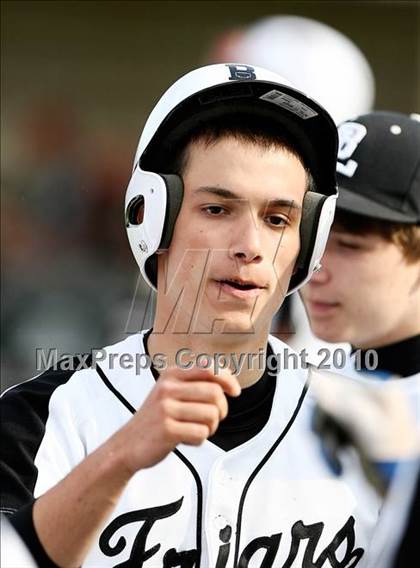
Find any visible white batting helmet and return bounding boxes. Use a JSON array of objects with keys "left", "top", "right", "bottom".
[{"left": 125, "top": 63, "right": 338, "bottom": 294}]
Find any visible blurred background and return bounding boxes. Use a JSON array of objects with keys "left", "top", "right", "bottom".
[{"left": 1, "top": 0, "right": 419, "bottom": 389}]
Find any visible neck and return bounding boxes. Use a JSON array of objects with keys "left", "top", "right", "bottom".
[
  {"left": 147, "top": 328, "right": 271, "bottom": 388},
  {"left": 355, "top": 325, "right": 420, "bottom": 351}
]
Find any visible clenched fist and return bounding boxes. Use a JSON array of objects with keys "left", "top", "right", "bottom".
[{"left": 109, "top": 365, "right": 241, "bottom": 476}]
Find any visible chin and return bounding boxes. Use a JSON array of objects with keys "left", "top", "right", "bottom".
[
  {"left": 309, "top": 321, "right": 346, "bottom": 344},
  {"left": 215, "top": 312, "right": 260, "bottom": 336}
]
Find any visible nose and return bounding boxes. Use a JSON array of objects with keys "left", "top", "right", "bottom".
[{"left": 229, "top": 215, "right": 263, "bottom": 264}]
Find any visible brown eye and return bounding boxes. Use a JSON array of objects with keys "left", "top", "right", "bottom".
[
  {"left": 266, "top": 215, "right": 287, "bottom": 227},
  {"left": 204, "top": 205, "right": 226, "bottom": 215}
]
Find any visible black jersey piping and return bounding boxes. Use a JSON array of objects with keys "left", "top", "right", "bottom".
[
  {"left": 95, "top": 364, "right": 137, "bottom": 414},
  {"left": 233, "top": 378, "right": 310, "bottom": 567},
  {"left": 95, "top": 364, "right": 203, "bottom": 567}
]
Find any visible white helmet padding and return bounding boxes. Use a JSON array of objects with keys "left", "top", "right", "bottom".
[{"left": 125, "top": 63, "right": 338, "bottom": 293}]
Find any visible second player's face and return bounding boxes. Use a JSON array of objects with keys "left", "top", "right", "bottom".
[
  {"left": 157, "top": 136, "right": 307, "bottom": 336},
  {"left": 301, "top": 228, "right": 420, "bottom": 349}
]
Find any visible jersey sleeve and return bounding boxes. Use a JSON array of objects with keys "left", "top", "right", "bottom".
[{"left": 1, "top": 358, "right": 88, "bottom": 515}]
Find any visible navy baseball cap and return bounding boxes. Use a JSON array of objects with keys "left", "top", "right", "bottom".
[{"left": 336, "top": 111, "right": 420, "bottom": 224}]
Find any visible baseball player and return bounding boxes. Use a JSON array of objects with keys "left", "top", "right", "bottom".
[
  {"left": 2, "top": 64, "right": 382, "bottom": 568},
  {"left": 301, "top": 111, "right": 420, "bottom": 382},
  {"left": 301, "top": 111, "right": 420, "bottom": 567}
]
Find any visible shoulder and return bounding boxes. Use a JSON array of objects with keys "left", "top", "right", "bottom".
[
  {"left": 1, "top": 332, "right": 148, "bottom": 421},
  {"left": 1, "top": 332, "right": 150, "bottom": 514},
  {"left": 1, "top": 354, "right": 91, "bottom": 424},
  {"left": 268, "top": 334, "right": 313, "bottom": 385}
]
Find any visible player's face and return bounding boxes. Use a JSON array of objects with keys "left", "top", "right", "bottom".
[
  {"left": 157, "top": 136, "right": 307, "bottom": 336},
  {"left": 301, "top": 228, "right": 420, "bottom": 349}
]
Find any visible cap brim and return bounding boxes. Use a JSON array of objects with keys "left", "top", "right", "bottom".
[{"left": 337, "top": 186, "right": 418, "bottom": 224}]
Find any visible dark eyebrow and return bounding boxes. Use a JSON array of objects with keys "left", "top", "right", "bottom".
[
  {"left": 194, "top": 186, "right": 238, "bottom": 199},
  {"left": 267, "top": 199, "right": 301, "bottom": 211},
  {"left": 193, "top": 186, "right": 301, "bottom": 211}
]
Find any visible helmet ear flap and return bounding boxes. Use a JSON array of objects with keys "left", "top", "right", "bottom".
[
  {"left": 125, "top": 169, "right": 184, "bottom": 290},
  {"left": 287, "top": 192, "right": 336, "bottom": 294},
  {"left": 144, "top": 174, "right": 184, "bottom": 288}
]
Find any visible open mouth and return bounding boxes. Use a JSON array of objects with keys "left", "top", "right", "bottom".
[
  {"left": 218, "top": 279, "right": 259, "bottom": 291},
  {"left": 214, "top": 278, "right": 265, "bottom": 299}
]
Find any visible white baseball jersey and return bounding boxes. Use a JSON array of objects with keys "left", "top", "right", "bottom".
[{"left": 1, "top": 331, "right": 382, "bottom": 567}]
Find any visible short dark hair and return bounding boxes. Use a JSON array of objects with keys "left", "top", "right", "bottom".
[
  {"left": 147, "top": 115, "right": 316, "bottom": 193},
  {"left": 333, "top": 209, "right": 420, "bottom": 263}
]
